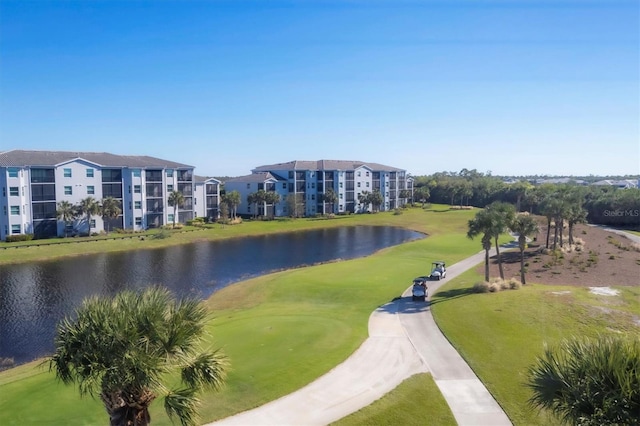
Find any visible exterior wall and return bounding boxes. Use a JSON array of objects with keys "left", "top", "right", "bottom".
[
  {"left": 1, "top": 161, "right": 196, "bottom": 240},
  {"left": 194, "top": 178, "right": 220, "bottom": 221},
  {"left": 1, "top": 167, "right": 31, "bottom": 240},
  {"left": 353, "top": 166, "right": 373, "bottom": 212},
  {"left": 55, "top": 159, "right": 104, "bottom": 235}
]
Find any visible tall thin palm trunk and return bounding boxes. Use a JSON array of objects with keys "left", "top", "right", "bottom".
[{"left": 494, "top": 236, "right": 505, "bottom": 279}]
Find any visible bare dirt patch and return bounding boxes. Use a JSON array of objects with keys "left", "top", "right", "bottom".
[{"left": 479, "top": 222, "right": 640, "bottom": 287}]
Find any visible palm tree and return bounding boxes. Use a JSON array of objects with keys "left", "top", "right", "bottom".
[
  {"left": 321, "top": 188, "right": 338, "bottom": 214},
  {"left": 370, "top": 190, "right": 384, "bottom": 212},
  {"left": 56, "top": 200, "right": 77, "bottom": 237},
  {"left": 168, "top": 190, "right": 185, "bottom": 227},
  {"left": 49, "top": 287, "right": 227, "bottom": 426},
  {"left": 264, "top": 191, "right": 281, "bottom": 219},
  {"left": 246, "top": 192, "right": 258, "bottom": 219},
  {"left": 509, "top": 214, "right": 539, "bottom": 284},
  {"left": 357, "top": 191, "right": 371, "bottom": 213},
  {"left": 527, "top": 335, "right": 640, "bottom": 425},
  {"left": 101, "top": 197, "right": 122, "bottom": 234},
  {"left": 414, "top": 186, "right": 430, "bottom": 207},
  {"left": 223, "top": 190, "right": 241, "bottom": 220},
  {"left": 467, "top": 208, "right": 494, "bottom": 282},
  {"left": 78, "top": 197, "right": 100, "bottom": 235},
  {"left": 486, "top": 201, "right": 516, "bottom": 280}
]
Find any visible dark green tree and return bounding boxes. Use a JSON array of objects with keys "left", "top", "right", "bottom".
[
  {"left": 49, "top": 287, "right": 227, "bottom": 426},
  {"left": 101, "top": 197, "right": 122, "bottom": 234},
  {"left": 508, "top": 214, "right": 539, "bottom": 284},
  {"left": 56, "top": 200, "right": 78, "bottom": 237},
  {"left": 527, "top": 336, "right": 640, "bottom": 425},
  {"left": 168, "top": 190, "right": 185, "bottom": 228}
]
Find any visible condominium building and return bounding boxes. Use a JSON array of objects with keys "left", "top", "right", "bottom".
[
  {"left": 225, "top": 160, "right": 413, "bottom": 217},
  {"left": 0, "top": 150, "right": 195, "bottom": 240},
  {"left": 193, "top": 175, "right": 221, "bottom": 221}
]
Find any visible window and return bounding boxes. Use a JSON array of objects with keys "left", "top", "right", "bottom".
[
  {"left": 340, "top": 193, "right": 343, "bottom": 199},
  {"left": 133, "top": 169, "right": 141, "bottom": 177},
  {"left": 135, "top": 217, "right": 142, "bottom": 226},
  {"left": 64, "top": 186, "right": 72, "bottom": 195},
  {"left": 63, "top": 168, "right": 72, "bottom": 178},
  {"left": 65, "top": 223, "right": 73, "bottom": 233},
  {"left": 87, "top": 185, "right": 95, "bottom": 195},
  {"left": 11, "top": 224, "right": 21, "bottom": 234},
  {"left": 357, "top": 182, "right": 361, "bottom": 188},
  {"left": 311, "top": 183, "right": 315, "bottom": 189},
  {"left": 9, "top": 187, "right": 18, "bottom": 196},
  {"left": 167, "top": 184, "right": 173, "bottom": 192},
  {"left": 366, "top": 171, "right": 369, "bottom": 176},
  {"left": 168, "top": 214, "right": 174, "bottom": 223},
  {"left": 8, "top": 168, "right": 19, "bottom": 178},
  {"left": 134, "top": 201, "right": 141, "bottom": 209},
  {"left": 2, "top": 188, "right": 4, "bottom": 197},
  {"left": 366, "top": 182, "right": 370, "bottom": 188},
  {"left": 134, "top": 185, "right": 141, "bottom": 194},
  {"left": 166, "top": 169, "right": 174, "bottom": 177},
  {"left": 247, "top": 184, "right": 250, "bottom": 189},
  {"left": 11, "top": 205, "right": 20, "bottom": 215},
  {"left": 282, "top": 183, "right": 287, "bottom": 189},
  {"left": 90, "top": 219, "right": 96, "bottom": 229},
  {"left": 357, "top": 171, "right": 361, "bottom": 177},
  {"left": 86, "top": 168, "right": 94, "bottom": 178}
]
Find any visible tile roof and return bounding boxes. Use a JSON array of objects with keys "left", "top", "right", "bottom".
[
  {"left": 0, "top": 150, "right": 193, "bottom": 168},
  {"left": 252, "top": 159, "right": 403, "bottom": 173}
]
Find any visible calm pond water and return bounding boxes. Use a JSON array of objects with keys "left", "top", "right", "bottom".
[{"left": 0, "top": 226, "right": 422, "bottom": 365}]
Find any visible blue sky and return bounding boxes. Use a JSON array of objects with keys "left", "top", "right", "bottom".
[{"left": 1, "top": 0, "right": 638, "bottom": 177}]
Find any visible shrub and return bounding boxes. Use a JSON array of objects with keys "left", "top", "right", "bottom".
[
  {"left": 472, "top": 281, "right": 491, "bottom": 293},
  {"left": 527, "top": 335, "right": 640, "bottom": 425},
  {"left": 508, "top": 278, "right": 522, "bottom": 289},
  {"left": 5, "top": 234, "right": 34, "bottom": 243},
  {"left": 186, "top": 217, "right": 206, "bottom": 227},
  {"left": 488, "top": 282, "right": 500, "bottom": 292},
  {"left": 152, "top": 229, "right": 171, "bottom": 240},
  {"left": 393, "top": 209, "right": 403, "bottom": 216},
  {"left": 499, "top": 280, "right": 511, "bottom": 290}
]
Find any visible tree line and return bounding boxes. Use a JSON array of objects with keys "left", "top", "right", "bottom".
[{"left": 413, "top": 170, "right": 639, "bottom": 227}]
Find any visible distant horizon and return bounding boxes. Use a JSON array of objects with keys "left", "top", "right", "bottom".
[
  {"left": 2, "top": 147, "right": 638, "bottom": 180},
  {"left": 1, "top": 1, "right": 638, "bottom": 178}
]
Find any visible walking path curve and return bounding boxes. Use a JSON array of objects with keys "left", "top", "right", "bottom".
[{"left": 207, "top": 250, "right": 512, "bottom": 426}]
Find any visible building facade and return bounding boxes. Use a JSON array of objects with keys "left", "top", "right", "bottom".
[
  {"left": 194, "top": 176, "right": 221, "bottom": 221},
  {"left": 225, "top": 160, "right": 413, "bottom": 217},
  {"left": 0, "top": 150, "right": 195, "bottom": 240}
]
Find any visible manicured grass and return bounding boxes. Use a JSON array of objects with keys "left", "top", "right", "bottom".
[
  {"left": 0, "top": 206, "right": 481, "bottom": 425},
  {"left": 331, "top": 373, "right": 456, "bottom": 426},
  {"left": 430, "top": 269, "right": 640, "bottom": 425},
  {"left": 0, "top": 206, "right": 474, "bottom": 265}
]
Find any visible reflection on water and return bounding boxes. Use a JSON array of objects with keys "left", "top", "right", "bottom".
[{"left": 0, "top": 226, "right": 422, "bottom": 365}]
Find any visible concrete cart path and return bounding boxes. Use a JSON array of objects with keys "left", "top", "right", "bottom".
[{"left": 206, "top": 250, "right": 512, "bottom": 426}]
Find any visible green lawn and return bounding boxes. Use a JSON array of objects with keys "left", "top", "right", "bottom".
[
  {"left": 331, "top": 373, "right": 456, "bottom": 426},
  {"left": 0, "top": 205, "right": 480, "bottom": 425},
  {"left": 431, "top": 269, "right": 640, "bottom": 425},
  {"left": 4, "top": 205, "right": 632, "bottom": 426}
]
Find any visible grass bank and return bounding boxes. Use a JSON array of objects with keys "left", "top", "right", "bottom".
[
  {"left": 431, "top": 269, "right": 640, "bottom": 425},
  {"left": 0, "top": 205, "right": 480, "bottom": 425},
  {"left": 0, "top": 205, "right": 458, "bottom": 266}
]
